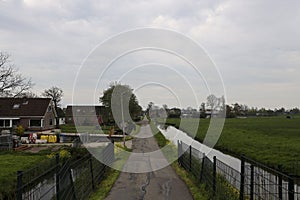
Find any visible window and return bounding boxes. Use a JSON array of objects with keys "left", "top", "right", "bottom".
[
  {"left": 5, "top": 120, "right": 9, "bottom": 127},
  {"left": 30, "top": 120, "right": 42, "bottom": 127},
  {"left": 49, "top": 118, "right": 53, "bottom": 126},
  {"left": 0, "top": 120, "right": 4, "bottom": 127},
  {"left": 0, "top": 119, "right": 11, "bottom": 127},
  {"left": 48, "top": 106, "right": 52, "bottom": 112}
]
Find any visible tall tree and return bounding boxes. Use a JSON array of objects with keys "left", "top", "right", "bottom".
[
  {"left": 99, "top": 83, "right": 142, "bottom": 124},
  {"left": 42, "top": 86, "right": 63, "bottom": 128},
  {"left": 0, "top": 52, "right": 33, "bottom": 97}
]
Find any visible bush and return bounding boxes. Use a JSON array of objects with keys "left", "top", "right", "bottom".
[
  {"left": 47, "top": 149, "right": 71, "bottom": 160},
  {"left": 15, "top": 125, "right": 24, "bottom": 136}
]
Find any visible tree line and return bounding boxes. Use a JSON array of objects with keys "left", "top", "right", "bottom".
[
  {"left": 147, "top": 94, "right": 299, "bottom": 119},
  {"left": 2, "top": 51, "right": 298, "bottom": 123}
]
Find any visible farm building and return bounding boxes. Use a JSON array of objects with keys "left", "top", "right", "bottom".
[{"left": 65, "top": 105, "right": 109, "bottom": 126}]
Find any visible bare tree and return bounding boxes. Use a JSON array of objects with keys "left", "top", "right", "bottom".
[
  {"left": 206, "top": 94, "right": 219, "bottom": 110},
  {"left": 0, "top": 52, "right": 33, "bottom": 97},
  {"left": 42, "top": 86, "right": 63, "bottom": 128},
  {"left": 18, "top": 91, "right": 39, "bottom": 98}
]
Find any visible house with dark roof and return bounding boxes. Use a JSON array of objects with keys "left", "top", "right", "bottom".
[
  {"left": 56, "top": 107, "right": 66, "bottom": 125},
  {"left": 0, "top": 97, "right": 57, "bottom": 132},
  {"left": 65, "top": 105, "right": 109, "bottom": 126}
]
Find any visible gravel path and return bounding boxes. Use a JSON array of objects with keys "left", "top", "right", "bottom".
[{"left": 105, "top": 123, "right": 193, "bottom": 200}]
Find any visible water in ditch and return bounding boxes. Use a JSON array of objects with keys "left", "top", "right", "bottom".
[{"left": 159, "top": 125, "right": 300, "bottom": 200}]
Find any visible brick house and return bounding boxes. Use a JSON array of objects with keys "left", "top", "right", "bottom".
[{"left": 0, "top": 98, "right": 57, "bottom": 132}]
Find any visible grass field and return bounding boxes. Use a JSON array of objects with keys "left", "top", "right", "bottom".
[
  {"left": 0, "top": 151, "right": 49, "bottom": 199},
  {"left": 165, "top": 116, "right": 300, "bottom": 175}
]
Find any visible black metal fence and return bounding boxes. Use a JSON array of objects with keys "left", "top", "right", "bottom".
[
  {"left": 178, "top": 140, "right": 300, "bottom": 200},
  {"left": 16, "top": 143, "right": 114, "bottom": 200}
]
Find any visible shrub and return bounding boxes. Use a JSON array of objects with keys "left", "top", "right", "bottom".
[
  {"left": 15, "top": 125, "right": 24, "bottom": 136},
  {"left": 47, "top": 149, "right": 71, "bottom": 160}
]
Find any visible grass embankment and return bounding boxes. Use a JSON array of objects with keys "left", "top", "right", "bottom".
[
  {"left": 89, "top": 151, "right": 131, "bottom": 200},
  {"left": 150, "top": 122, "right": 209, "bottom": 200},
  {"left": 89, "top": 168, "right": 121, "bottom": 200},
  {"left": 0, "top": 150, "right": 51, "bottom": 199},
  {"left": 171, "top": 163, "right": 210, "bottom": 200},
  {"left": 166, "top": 117, "right": 300, "bottom": 174}
]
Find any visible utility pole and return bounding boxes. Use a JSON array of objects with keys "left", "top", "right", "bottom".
[{"left": 120, "top": 93, "right": 126, "bottom": 147}]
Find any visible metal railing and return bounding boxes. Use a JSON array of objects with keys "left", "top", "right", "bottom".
[
  {"left": 178, "top": 140, "right": 300, "bottom": 200},
  {"left": 16, "top": 143, "right": 114, "bottom": 200}
]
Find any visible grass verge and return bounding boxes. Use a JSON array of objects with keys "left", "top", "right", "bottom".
[
  {"left": 150, "top": 122, "right": 210, "bottom": 200},
  {"left": 171, "top": 162, "right": 210, "bottom": 200},
  {"left": 89, "top": 142, "right": 131, "bottom": 200},
  {"left": 89, "top": 168, "right": 121, "bottom": 200}
]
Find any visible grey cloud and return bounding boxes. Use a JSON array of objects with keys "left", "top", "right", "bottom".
[{"left": 0, "top": 0, "right": 299, "bottom": 108}]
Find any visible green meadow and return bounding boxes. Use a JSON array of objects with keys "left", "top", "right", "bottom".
[
  {"left": 0, "top": 151, "right": 48, "bottom": 199},
  {"left": 166, "top": 116, "right": 300, "bottom": 175}
]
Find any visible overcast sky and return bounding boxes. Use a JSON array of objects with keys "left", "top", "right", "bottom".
[{"left": 0, "top": 0, "right": 299, "bottom": 109}]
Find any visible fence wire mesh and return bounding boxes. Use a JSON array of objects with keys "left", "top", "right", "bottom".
[
  {"left": 16, "top": 143, "right": 114, "bottom": 200},
  {"left": 178, "top": 140, "right": 300, "bottom": 200}
]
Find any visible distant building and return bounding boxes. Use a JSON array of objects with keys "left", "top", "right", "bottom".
[
  {"left": 56, "top": 107, "right": 65, "bottom": 125},
  {"left": 0, "top": 97, "right": 57, "bottom": 132},
  {"left": 65, "top": 105, "right": 109, "bottom": 126},
  {"left": 181, "top": 108, "right": 200, "bottom": 118}
]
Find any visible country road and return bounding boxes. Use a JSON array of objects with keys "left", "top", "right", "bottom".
[{"left": 105, "top": 123, "right": 193, "bottom": 200}]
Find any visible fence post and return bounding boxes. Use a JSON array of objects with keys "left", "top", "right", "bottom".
[
  {"left": 69, "top": 168, "right": 77, "bottom": 200},
  {"left": 111, "top": 142, "right": 115, "bottom": 162},
  {"left": 200, "top": 153, "right": 205, "bottom": 182},
  {"left": 240, "top": 156, "right": 245, "bottom": 200},
  {"left": 17, "top": 171, "right": 23, "bottom": 200},
  {"left": 189, "top": 145, "right": 192, "bottom": 172},
  {"left": 177, "top": 140, "right": 181, "bottom": 166},
  {"left": 108, "top": 142, "right": 115, "bottom": 164},
  {"left": 90, "top": 155, "right": 95, "bottom": 190},
  {"left": 278, "top": 165, "right": 283, "bottom": 200},
  {"left": 288, "top": 176, "right": 294, "bottom": 200},
  {"left": 213, "top": 156, "right": 217, "bottom": 196},
  {"left": 56, "top": 153, "right": 60, "bottom": 200},
  {"left": 250, "top": 164, "right": 254, "bottom": 200}
]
